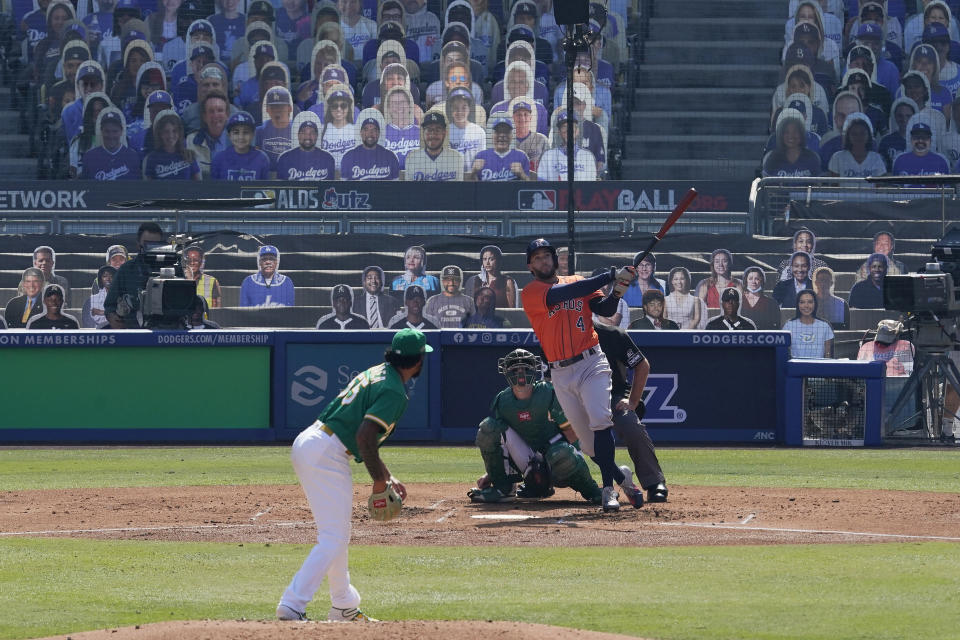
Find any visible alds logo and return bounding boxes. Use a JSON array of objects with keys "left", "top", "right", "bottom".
[{"left": 518, "top": 411, "right": 531, "bottom": 421}]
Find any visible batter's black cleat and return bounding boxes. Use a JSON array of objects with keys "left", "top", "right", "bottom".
[{"left": 646, "top": 483, "right": 668, "bottom": 503}]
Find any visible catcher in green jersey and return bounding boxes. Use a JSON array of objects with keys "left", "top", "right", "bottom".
[{"left": 467, "top": 348, "right": 603, "bottom": 504}]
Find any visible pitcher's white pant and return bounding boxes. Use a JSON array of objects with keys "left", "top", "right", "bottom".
[
  {"left": 279, "top": 421, "right": 361, "bottom": 614},
  {"left": 548, "top": 348, "right": 613, "bottom": 457}
]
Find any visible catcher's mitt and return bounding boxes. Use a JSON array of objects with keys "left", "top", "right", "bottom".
[
  {"left": 521, "top": 457, "right": 553, "bottom": 498},
  {"left": 368, "top": 483, "right": 403, "bottom": 522}
]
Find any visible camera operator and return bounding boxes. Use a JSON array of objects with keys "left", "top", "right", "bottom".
[
  {"left": 104, "top": 222, "right": 177, "bottom": 329},
  {"left": 857, "top": 320, "right": 915, "bottom": 376}
]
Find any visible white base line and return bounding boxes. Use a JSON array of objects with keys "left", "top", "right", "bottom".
[
  {"left": 0, "top": 521, "right": 314, "bottom": 537},
  {"left": 657, "top": 522, "right": 960, "bottom": 542}
]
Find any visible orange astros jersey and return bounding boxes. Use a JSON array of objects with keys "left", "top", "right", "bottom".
[{"left": 521, "top": 275, "right": 602, "bottom": 363}]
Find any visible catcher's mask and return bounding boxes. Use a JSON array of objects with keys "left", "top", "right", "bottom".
[{"left": 498, "top": 348, "right": 542, "bottom": 387}]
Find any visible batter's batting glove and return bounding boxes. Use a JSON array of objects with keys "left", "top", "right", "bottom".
[
  {"left": 612, "top": 266, "right": 637, "bottom": 298},
  {"left": 368, "top": 483, "right": 402, "bottom": 522}
]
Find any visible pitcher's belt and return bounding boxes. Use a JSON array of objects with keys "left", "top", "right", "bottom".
[{"left": 319, "top": 422, "right": 352, "bottom": 457}]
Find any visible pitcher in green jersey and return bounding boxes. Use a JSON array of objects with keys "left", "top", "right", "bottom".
[{"left": 276, "top": 328, "right": 432, "bottom": 623}]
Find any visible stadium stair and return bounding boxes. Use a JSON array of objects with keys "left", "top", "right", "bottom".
[
  {"left": 622, "top": 0, "right": 788, "bottom": 182},
  {"left": 0, "top": 85, "right": 33, "bottom": 180}
]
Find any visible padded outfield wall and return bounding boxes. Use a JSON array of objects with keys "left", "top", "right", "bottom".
[{"left": 0, "top": 328, "right": 817, "bottom": 445}]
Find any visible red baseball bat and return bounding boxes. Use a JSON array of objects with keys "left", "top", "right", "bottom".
[{"left": 633, "top": 188, "right": 698, "bottom": 268}]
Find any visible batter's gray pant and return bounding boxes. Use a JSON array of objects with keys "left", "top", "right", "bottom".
[{"left": 612, "top": 408, "right": 665, "bottom": 489}]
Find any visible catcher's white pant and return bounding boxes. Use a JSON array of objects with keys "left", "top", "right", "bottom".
[
  {"left": 502, "top": 428, "right": 537, "bottom": 474},
  {"left": 278, "top": 421, "right": 362, "bottom": 614},
  {"left": 548, "top": 348, "right": 613, "bottom": 457}
]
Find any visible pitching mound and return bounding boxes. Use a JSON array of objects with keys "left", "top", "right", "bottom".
[{"left": 28, "top": 619, "right": 646, "bottom": 640}]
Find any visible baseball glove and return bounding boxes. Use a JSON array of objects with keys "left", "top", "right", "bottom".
[
  {"left": 520, "top": 458, "right": 553, "bottom": 498},
  {"left": 368, "top": 483, "right": 403, "bottom": 522}
]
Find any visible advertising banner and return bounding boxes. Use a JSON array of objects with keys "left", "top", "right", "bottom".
[
  {"left": 0, "top": 346, "right": 270, "bottom": 431},
  {"left": 440, "top": 330, "right": 787, "bottom": 443},
  {"left": 282, "top": 342, "right": 431, "bottom": 440},
  {"left": 0, "top": 180, "right": 747, "bottom": 212}
]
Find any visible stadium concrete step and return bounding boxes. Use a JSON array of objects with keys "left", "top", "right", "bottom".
[
  {"left": 624, "top": 134, "right": 768, "bottom": 160},
  {"left": 0, "top": 156, "right": 37, "bottom": 180},
  {"left": 623, "top": 1, "right": 784, "bottom": 181},
  {"left": 630, "top": 111, "right": 771, "bottom": 135},
  {"left": 646, "top": 17, "right": 787, "bottom": 42},
  {"left": 644, "top": 40, "right": 784, "bottom": 66},
  {"left": 636, "top": 64, "right": 781, "bottom": 89},
  {"left": 0, "top": 108, "right": 22, "bottom": 135},
  {"left": 634, "top": 88, "right": 773, "bottom": 112},
  {"left": 620, "top": 157, "right": 759, "bottom": 181},
  {"left": 653, "top": 0, "right": 790, "bottom": 19}
]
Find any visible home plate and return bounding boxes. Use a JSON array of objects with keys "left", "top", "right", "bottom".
[{"left": 471, "top": 514, "right": 536, "bottom": 521}]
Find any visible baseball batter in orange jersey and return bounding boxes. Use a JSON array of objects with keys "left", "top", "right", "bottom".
[{"left": 521, "top": 238, "right": 645, "bottom": 512}]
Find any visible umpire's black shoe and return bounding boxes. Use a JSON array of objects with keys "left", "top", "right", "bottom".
[{"left": 646, "top": 483, "right": 668, "bottom": 503}]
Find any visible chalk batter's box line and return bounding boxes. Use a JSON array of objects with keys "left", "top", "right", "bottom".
[
  {"left": 0, "top": 521, "right": 314, "bottom": 536},
  {"left": 1, "top": 519, "right": 957, "bottom": 543},
  {"left": 656, "top": 522, "right": 960, "bottom": 542}
]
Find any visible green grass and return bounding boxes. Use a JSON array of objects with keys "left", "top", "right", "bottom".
[
  {"left": 0, "top": 447, "right": 958, "bottom": 492},
  {"left": 0, "top": 538, "right": 957, "bottom": 640}
]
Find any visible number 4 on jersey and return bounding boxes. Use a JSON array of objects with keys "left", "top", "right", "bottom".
[{"left": 576, "top": 316, "right": 584, "bottom": 332}]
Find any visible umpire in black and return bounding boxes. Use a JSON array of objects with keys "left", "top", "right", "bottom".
[{"left": 595, "top": 323, "right": 668, "bottom": 502}]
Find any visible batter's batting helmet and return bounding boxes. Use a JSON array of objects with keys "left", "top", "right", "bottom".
[
  {"left": 498, "top": 348, "right": 542, "bottom": 387},
  {"left": 526, "top": 238, "right": 559, "bottom": 268}
]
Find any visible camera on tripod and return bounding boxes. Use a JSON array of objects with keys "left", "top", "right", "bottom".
[
  {"left": 882, "top": 230, "right": 960, "bottom": 441},
  {"left": 883, "top": 229, "right": 960, "bottom": 350},
  {"left": 140, "top": 233, "right": 198, "bottom": 328}
]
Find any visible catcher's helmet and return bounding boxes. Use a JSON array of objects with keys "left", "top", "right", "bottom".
[
  {"left": 526, "top": 238, "right": 559, "bottom": 269},
  {"left": 498, "top": 348, "right": 542, "bottom": 387}
]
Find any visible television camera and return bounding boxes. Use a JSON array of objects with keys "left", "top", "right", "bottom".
[
  {"left": 882, "top": 230, "right": 960, "bottom": 441},
  {"left": 138, "top": 233, "right": 201, "bottom": 329}
]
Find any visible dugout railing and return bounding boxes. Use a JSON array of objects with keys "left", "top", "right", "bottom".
[{"left": 750, "top": 177, "right": 960, "bottom": 236}]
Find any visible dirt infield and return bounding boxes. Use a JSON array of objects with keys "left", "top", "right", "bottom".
[
  {"left": 29, "top": 620, "right": 647, "bottom": 640},
  {"left": 2, "top": 483, "right": 959, "bottom": 546},
  {"left": 7, "top": 483, "right": 959, "bottom": 640}
]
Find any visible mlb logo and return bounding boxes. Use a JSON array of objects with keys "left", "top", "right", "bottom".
[
  {"left": 518, "top": 411, "right": 531, "bottom": 421},
  {"left": 240, "top": 189, "right": 276, "bottom": 209},
  {"left": 518, "top": 189, "right": 556, "bottom": 210}
]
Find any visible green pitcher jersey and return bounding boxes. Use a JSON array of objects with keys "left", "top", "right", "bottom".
[
  {"left": 319, "top": 362, "right": 409, "bottom": 462},
  {"left": 490, "top": 380, "right": 571, "bottom": 452}
]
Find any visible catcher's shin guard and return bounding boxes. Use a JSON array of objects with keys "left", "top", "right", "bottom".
[
  {"left": 546, "top": 441, "right": 601, "bottom": 501},
  {"left": 476, "top": 417, "right": 513, "bottom": 490}
]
